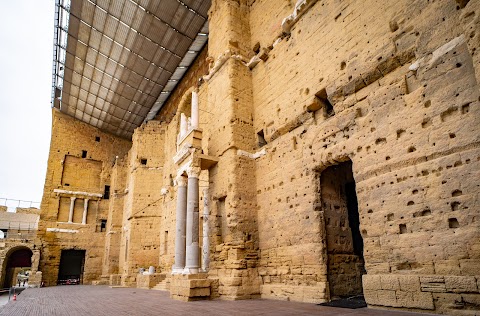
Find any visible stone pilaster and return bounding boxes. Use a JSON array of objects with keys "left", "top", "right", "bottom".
[{"left": 202, "top": 188, "right": 210, "bottom": 272}]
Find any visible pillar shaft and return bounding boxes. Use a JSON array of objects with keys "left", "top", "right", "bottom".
[
  {"left": 172, "top": 177, "right": 187, "bottom": 273},
  {"left": 184, "top": 167, "right": 200, "bottom": 274},
  {"left": 82, "top": 198, "right": 89, "bottom": 224},
  {"left": 68, "top": 197, "right": 76, "bottom": 223},
  {"left": 180, "top": 113, "right": 188, "bottom": 138},
  {"left": 202, "top": 188, "right": 210, "bottom": 272},
  {"left": 191, "top": 90, "right": 199, "bottom": 129}
]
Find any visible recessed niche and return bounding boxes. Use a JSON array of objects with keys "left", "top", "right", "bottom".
[{"left": 448, "top": 218, "right": 459, "bottom": 228}]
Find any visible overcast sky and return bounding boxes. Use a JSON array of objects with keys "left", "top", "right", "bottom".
[{"left": 0, "top": 1, "right": 55, "bottom": 208}]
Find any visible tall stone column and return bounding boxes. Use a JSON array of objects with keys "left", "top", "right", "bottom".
[
  {"left": 184, "top": 166, "right": 201, "bottom": 274},
  {"left": 202, "top": 188, "right": 210, "bottom": 272},
  {"left": 172, "top": 175, "right": 188, "bottom": 274},
  {"left": 191, "top": 90, "right": 199, "bottom": 129},
  {"left": 180, "top": 113, "right": 188, "bottom": 138},
  {"left": 82, "top": 198, "right": 89, "bottom": 224},
  {"left": 68, "top": 197, "right": 76, "bottom": 223}
]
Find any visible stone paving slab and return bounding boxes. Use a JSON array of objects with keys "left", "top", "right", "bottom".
[{"left": 0, "top": 285, "right": 440, "bottom": 316}]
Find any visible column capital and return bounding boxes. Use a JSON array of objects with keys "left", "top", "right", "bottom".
[
  {"left": 70, "top": 196, "right": 76, "bottom": 201},
  {"left": 186, "top": 166, "right": 201, "bottom": 178},
  {"left": 175, "top": 175, "right": 188, "bottom": 187}
]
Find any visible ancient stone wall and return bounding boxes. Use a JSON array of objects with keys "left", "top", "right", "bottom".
[
  {"left": 248, "top": 0, "right": 480, "bottom": 313},
  {"left": 36, "top": 0, "right": 480, "bottom": 314},
  {"left": 118, "top": 121, "right": 166, "bottom": 285},
  {"left": 38, "top": 109, "right": 131, "bottom": 285},
  {"left": 101, "top": 156, "right": 127, "bottom": 276}
]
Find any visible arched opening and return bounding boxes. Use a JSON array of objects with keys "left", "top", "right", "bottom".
[
  {"left": 320, "top": 160, "right": 365, "bottom": 300},
  {"left": 2, "top": 247, "right": 33, "bottom": 288}
]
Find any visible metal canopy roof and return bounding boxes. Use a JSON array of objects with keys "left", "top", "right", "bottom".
[{"left": 52, "top": 0, "right": 210, "bottom": 139}]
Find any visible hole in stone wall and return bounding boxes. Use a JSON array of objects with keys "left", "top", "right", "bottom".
[
  {"left": 452, "top": 190, "right": 462, "bottom": 197},
  {"left": 104, "top": 185, "right": 111, "bottom": 200},
  {"left": 95, "top": 136, "right": 100, "bottom": 142},
  {"left": 140, "top": 158, "right": 147, "bottom": 165},
  {"left": 387, "top": 213, "right": 394, "bottom": 221},
  {"left": 316, "top": 88, "right": 334, "bottom": 117},
  {"left": 421, "top": 209, "right": 432, "bottom": 216},
  {"left": 461, "top": 103, "right": 470, "bottom": 114},
  {"left": 396, "top": 129, "right": 405, "bottom": 139},
  {"left": 257, "top": 130, "right": 267, "bottom": 147},
  {"left": 455, "top": 0, "right": 470, "bottom": 10},
  {"left": 399, "top": 224, "right": 407, "bottom": 234},
  {"left": 81, "top": 150, "right": 87, "bottom": 158},
  {"left": 340, "top": 61, "right": 346, "bottom": 70},
  {"left": 451, "top": 201, "right": 460, "bottom": 211},
  {"left": 408, "top": 146, "right": 416, "bottom": 153},
  {"left": 448, "top": 218, "right": 459, "bottom": 228}
]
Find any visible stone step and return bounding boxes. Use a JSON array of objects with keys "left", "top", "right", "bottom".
[{"left": 152, "top": 280, "right": 169, "bottom": 291}]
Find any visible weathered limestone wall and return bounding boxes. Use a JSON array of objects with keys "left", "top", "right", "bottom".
[
  {"left": 101, "top": 156, "right": 127, "bottom": 276},
  {"left": 119, "top": 122, "right": 165, "bottom": 286},
  {"left": 204, "top": 0, "right": 261, "bottom": 300},
  {"left": 39, "top": 109, "right": 131, "bottom": 286},
  {"left": 36, "top": 0, "right": 479, "bottom": 314},
  {"left": 248, "top": 0, "right": 480, "bottom": 313}
]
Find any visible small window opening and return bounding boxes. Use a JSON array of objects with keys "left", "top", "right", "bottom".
[
  {"left": 104, "top": 185, "right": 110, "bottom": 200},
  {"left": 399, "top": 224, "right": 407, "bottom": 234},
  {"left": 315, "top": 88, "right": 334, "bottom": 117},
  {"left": 64, "top": 183, "right": 70, "bottom": 187},
  {"left": 95, "top": 136, "right": 100, "bottom": 142},
  {"left": 100, "top": 219, "right": 107, "bottom": 232},
  {"left": 257, "top": 130, "right": 267, "bottom": 147},
  {"left": 140, "top": 158, "right": 147, "bottom": 165},
  {"left": 81, "top": 150, "right": 87, "bottom": 158}
]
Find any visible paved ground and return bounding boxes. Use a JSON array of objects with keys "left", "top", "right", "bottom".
[{"left": 0, "top": 285, "right": 439, "bottom": 316}]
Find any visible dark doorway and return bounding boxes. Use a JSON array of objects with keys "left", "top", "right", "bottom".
[
  {"left": 2, "top": 248, "right": 33, "bottom": 288},
  {"left": 58, "top": 250, "right": 85, "bottom": 285},
  {"left": 321, "top": 160, "right": 365, "bottom": 299}
]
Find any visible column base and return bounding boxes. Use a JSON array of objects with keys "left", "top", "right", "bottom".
[
  {"left": 170, "top": 273, "right": 211, "bottom": 301},
  {"left": 182, "top": 266, "right": 199, "bottom": 275},
  {"left": 171, "top": 267, "right": 185, "bottom": 275}
]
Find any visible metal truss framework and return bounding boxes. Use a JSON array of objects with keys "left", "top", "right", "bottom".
[{"left": 51, "top": 0, "right": 210, "bottom": 138}]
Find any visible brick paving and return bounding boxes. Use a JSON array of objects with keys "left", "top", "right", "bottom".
[{"left": 0, "top": 285, "right": 439, "bottom": 316}]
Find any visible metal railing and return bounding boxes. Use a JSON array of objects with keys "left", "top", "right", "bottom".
[{"left": 0, "top": 198, "right": 40, "bottom": 210}]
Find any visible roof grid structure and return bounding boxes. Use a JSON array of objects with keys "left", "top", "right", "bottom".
[{"left": 52, "top": 0, "right": 210, "bottom": 139}]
